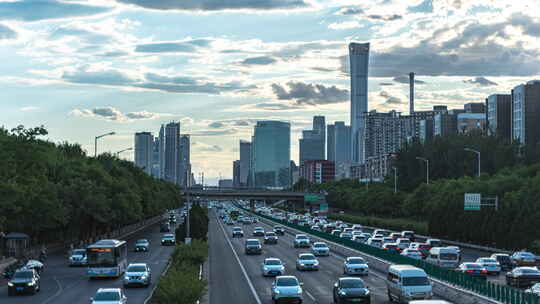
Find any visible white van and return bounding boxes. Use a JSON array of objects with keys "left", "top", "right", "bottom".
[
  {"left": 386, "top": 265, "right": 433, "bottom": 303},
  {"left": 425, "top": 247, "right": 460, "bottom": 269}
]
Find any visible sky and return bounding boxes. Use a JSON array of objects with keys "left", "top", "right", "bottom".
[{"left": 2, "top": 0, "right": 540, "bottom": 185}]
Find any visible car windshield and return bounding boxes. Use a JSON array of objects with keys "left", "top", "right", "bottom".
[
  {"left": 519, "top": 269, "right": 540, "bottom": 274},
  {"left": 136, "top": 240, "right": 148, "bottom": 244},
  {"left": 496, "top": 256, "right": 510, "bottom": 262},
  {"left": 402, "top": 276, "right": 430, "bottom": 286},
  {"left": 127, "top": 265, "right": 147, "bottom": 272},
  {"left": 430, "top": 241, "right": 442, "bottom": 247},
  {"left": 233, "top": 228, "right": 241, "bottom": 231},
  {"left": 266, "top": 233, "right": 276, "bottom": 236},
  {"left": 519, "top": 252, "right": 535, "bottom": 257},
  {"left": 341, "top": 279, "right": 364, "bottom": 289},
  {"left": 164, "top": 234, "right": 174, "bottom": 238},
  {"left": 246, "top": 240, "right": 259, "bottom": 246},
  {"left": 73, "top": 249, "right": 86, "bottom": 255},
  {"left": 87, "top": 249, "right": 116, "bottom": 267},
  {"left": 266, "top": 260, "right": 282, "bottom": 265},
  {"left": 13, "top": 271, "right": 33, "bottom": 279},
  {"left": 314, "top": 243, "right": 326, "bottom": 248},
  {"left": 297, "top": 235, "right": 307, "bottom": 240},
  {"left": 300, "top": 254, "right": 315, "bottom": 260},
  {"left": 441, "top": 253, "right": 458, "bottom": 260},
  {"left": 465, "top": 264, "right": 481, "bottom": 269},
  {"left": 480, "top": 258, "right": 497, "bottom": 263},
  {"left": 94, "top": 291, "right": 121, "bottom": 301},
  {"left": 348, "top": 258, "right": 365, "bottom": 264},
  {"left": 407, "top": 250, "right": 420, "bottom": 254},
  {"left": 277, "top": 277, "right": 298, "bottom": 286}
]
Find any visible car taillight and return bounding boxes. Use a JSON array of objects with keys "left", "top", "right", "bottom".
[
  {"left": 481, "top": 269, "right": 488, "bottom": 274},
  {"left": 465, "top": 270, "right": 474, "bottom": 273}
]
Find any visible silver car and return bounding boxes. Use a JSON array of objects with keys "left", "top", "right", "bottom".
[
  {"left": 91, "top": 288, "right": 127, "bottom": 304},
  {"left": 343, "top": 256, "right": 369, "bottom": 275},
  {"left": 293, "top": 234, "right": 310, "bottom": 248},
  {"left": 69, "top": 249, "right": 87, "bottom": 266},
  {"left": 311, "top": 242, "right": 330, "bottom": 256},
  {"left": 123, "top": 263, "right": 151, "bottom": 287},
  {"left": 271, "top": 275, "right": 303, "bottom": 304},
  {"left": 476, "top": 257, "right": 501, "bottom": 275},
  {"left": 261, "top": 258, "right": 286, "bottom": 277},
  {"left": 296, "top": 253, "right": 319, "bottom": 271}
]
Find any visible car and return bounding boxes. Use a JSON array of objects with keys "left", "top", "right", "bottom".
[
  {"left": 425, "top": 239, "right": 443, "bottom": 249},
  {"left": 390, "top": 233, "right": 402, "bottom": 240},
  {"left": 271, "top": 275, "right": 303, "bottom": 304},
  {"left": 402, "top": 231, "right": 415, "bottom": 242},
  {"left": 161, "top": 233, "right": 176, "bottom": 246},
  {"left": 262, "top": 258, "right": 286, "bottom": 277},
  {"left": 169, "top": 215, "right": 176, "bottom": 224},
  {"left": 382, "top": 237, "right": 395, "bottom": 245},
  {"left": 134, "top": 239, "right": 150, "bottom": 252},
  {"left": 382, "top": 243, "right": 400, "bottom": 254},
  {"left": 7, "top": 269, "right": 40, "bottom": 296},
  {"left": 253, "top": 227, "right": 265, "bottom": 237},
  {"left": 410, "top": 243, "right": 431, "bottom": 258},
  {"left": 333, "top": 277, "right": 371, "bottom": 304},
  {"left": 245, "top": 239, "right": 262, "bottom": 255},
  {"left": 352, "top": 224, "right": 363, "bottom": 232},
  {"left": 24, "top": 260, "right": 44, "bottom": 274},
  {"left": 293, "top": 234, "right": 311, "bottom": 248},
  {"left": 264, "top": 232, "right": 279, "bottom": 244},
  {"left": 352, "top": 235, "right": 368, "bottom": 243},
  {"left": 331, "top": 229, "right": 342, "bottom": 236},
  {"left": 311, "top": 225, "right": 322, "bottom": 232},
  {"left": 373, "top": 229, "right": 390, "bottom": 237},
  {"left": 123, "top": 263, "right": 151, "bottom": 287},
  {"left": 401, "top": 249, "right": 423, "bottom": 260},
  {"left": 456, "top": 263, "right": 487, "bottom": 280},
  {"left": 525, "top": 283, "right": 540, "bottom": 296},
  {"left": 273, "top": 226, "right": 285, "bottom": 235},
  {"left": 90, "top": 288, "right": 127, "bottom": 304},
  {"left": 343, "top": 228, "right": 354, "bottom": 234},
  {"left": 386, "top": 265, "right": 433, "bottom": 302},
  {"left": 232, "top": 227, "right": 244, "bottom": 238},
  {"left": 491, "top": 253, "right": 514, "bottom": 270},
  {"left": 340, "top": 232, "right": 353, "bottom": 240},
  {"left": 160, "top": 222, "right": 170, "bottom": 232},
  {"left": 343, "top": 257, "right": 369, "bottom": 276},
  {"left": 475, "top": 257, "right": 501, "bottom": 275},
  {"left": 511, "top": 251, "right": 537, "bottom": 267},
  {"left": 312, "top": 242, "right": 330, "bottom": 256},
  {"left": 396, "top": 238, "right": 411, "bottom": 252},
  {"left": 296, "top": 253, "right": 320, "bottom": 271},
  {"left": 366, "top": 237, "right": 383, "bottom": 248},
  {"left": 506, "top": 267, "right": 540, "bottom": 288},
  {"left": 69, "top": 248, "right": 87, "bottom": 266}
]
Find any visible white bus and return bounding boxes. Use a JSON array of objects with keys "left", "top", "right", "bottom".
[{"left": 86, "top": 239, "right": 128, "bottom": 278}]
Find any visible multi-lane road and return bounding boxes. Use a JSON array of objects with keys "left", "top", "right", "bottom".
[
  {"left": 0, "top": 218, "right": 176, "bottom": 304},
  {"left": 208, "top": 209, "right": 448, "bottom": 304}
]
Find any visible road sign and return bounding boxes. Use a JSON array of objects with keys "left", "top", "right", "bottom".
[
  {"left": 304, "top": 194, "right": 324, "bottom": 203},
  {"left": 319, "top": 203, "right": 328, "bottom": 212},
  {"left": 464, "top": 193, "right": 481, "bottom": 210}
]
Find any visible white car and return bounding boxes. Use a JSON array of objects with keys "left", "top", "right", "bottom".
[
  {"left": 69, "top": 249, "right": 87, "bottom": 266},
  {"left": 91, "top": 288, "right": 127, "bottom": 304},
  {"left": 296, "top": 253, "right": 320, "bottom": 271},
  {"left": 343, "top": 256, "right": 369, "bottom": 275},
  {"left": 352, "top": 235, "right": 368, "bottom": 243},
  {"left": 293, "top": 234, "right": 311, "bottom": 248},
  {"left": 401, "top": 248, "right": 423, "bottom": 260},
  {"left": 475, "top": 257, "right": 501, "bottom": 275},
  {"left": 396, "top": 238, "right": 411, "bottom": 251},
  {"left": 261, "top": 258, "right": 285, "bottom": 277},
  {"left": 271, "top": 276, "right": 303, "bottom": 303},
  {"left": 367, "top": 237, "right": 383, "bottom": 248},
  {"left": 312, "top": 242, "right": 330, "bottom": 256},
  {"left": 525, "top": 283, "right": 540, "bottom": 296}
]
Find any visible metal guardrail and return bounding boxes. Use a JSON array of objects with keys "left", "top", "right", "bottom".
[{"left": 243, "top": 207, "right": 540, "bottom": 304}]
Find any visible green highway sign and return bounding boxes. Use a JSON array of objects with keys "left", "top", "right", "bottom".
[
  {"left": 304, "top": 194, "right": 324, "bottom": 202},
  {"left": 464, "top": 193, "right": 481, "bottom": 211}
]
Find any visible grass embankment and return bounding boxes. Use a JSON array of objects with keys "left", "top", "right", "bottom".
[{"left": 328, "top": 213, "right": 429, "bottom": 235}]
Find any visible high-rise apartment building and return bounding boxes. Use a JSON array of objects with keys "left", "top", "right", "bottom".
[
  {"left": 158, "top": 125, "right": 165, "bottom": 179},
  {"left": 313, "top": 115, "right": 326, "bottom": 156},
  {"left": 299, "top": 130, "right": 324, "bottom": 164},
  {"left": 363, "top": 110, "right": 414, "bottom": 161},
  {"left": 299, "top": 160, "right": 335, "bottom": 184},
  {"left": 349, "top": 42, "right": 370, "bottom": 164},
  {"left": 464, "top": 102, "right": 486, "bottom": 113},
  {"left": 251, "top": 121, "right": 291, "bottom": 188},
  {"left": 486, "top": 94, "right": 511, "bottom": 140},
  {"left": 151, "top": 137, "right": 160, "bottom": 178},
  {"left": 164, "top": 122, "right": 180, "bottom": 184},
  {"left": 457, "top": 113, "right": 486, "bottom": 134},
  {"left": 233, "top": 160, "right": 241, "bottom": 188},
  {"left": 334, "top": 122, "right": 352, "bottom": 164},
  {"left": 512, "top": 80, "right": 540, "bottom": 145},
  {"left": 239, "top": 140, "right": 251, "bottom": 187},
  {"left": 134, "top": 132, "right": 153, "bottom": 175},
  {"left": 327, "top": 124, "right": 335, "bottom": 161},
  {"left": 179, "top": 134, "right": 191, "bottom": 187}
]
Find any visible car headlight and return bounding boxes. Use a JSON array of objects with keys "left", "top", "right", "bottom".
[
  {"left": 124, "top": 275, "right": 130, "bottom": 280},
  {"left": 314, "top": 261, "right": 319, "bottom": 266},
  {"left": 365, "top": 290, "right": 370, "bottom": 296},
  {"left": 141, "top": 275, "right": 148, "bottom": 279},
  {"left": 300, "top": 263, "right": 305, "bottom": 266},
  {"left": 405, "top": 291, "right": 413, "bottom": 297},
  {"left": 8, "top": 282, "right": 13, "bottom": 287},
  {"left": 339, "top": 290, "right": 347, "bottom": 296},
  {"left": 28, "top": 281, "right": 35, "bottom": 286},
  {"left": 275, "top": 290, "right": 280, "bottom": 294}
]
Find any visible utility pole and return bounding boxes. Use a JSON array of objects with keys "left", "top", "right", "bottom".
[
  {"left": 393, "top": 167, "right": 398, "bottom": 194},
  {"left": 464, "top": 148, "right": 481, "bottom": 177},
  {"left": 185, "top": 169, "right": 191, "bottom": 245},
  {"left": 416, "top": 157, "right": 429, "bottom": 184}
]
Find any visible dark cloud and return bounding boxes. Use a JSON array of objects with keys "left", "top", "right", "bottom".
[
  {"left": 311, "top": 67, "right": 335, "bottom": 72},
  {"left": 0, "top": 23, "right": 16, "bottom": 39},
  {"left": 508, "top": 13, "right": 540, "bottom": 37},
  {"left": 239, "top": 56, "right": 277, "bottom": 65},
  {"left": 379, "top": 82, "right": 394, "bottom": 86},
  {"left": 254, "top": 102, "right": 303, "bottom": 111},
  {"left": 271, "top": 81, "right": 349, "bottom": 106},
  {"left": 209, "top": 122, "right": 225, "bottom": 128},
  {"left": 71, "top": 107, "right": 165, "bottom": 121},
  {"left": 463, "top": 77, "right": 498, "bottom": 87},
  {"left": 116, "top": 0, "right": 310, "bottom": 11},
  {"left": 134, "top": 82, "right": 252, "bottom": 94},
  {"left": 367, "top": 14, "right": 402, "bottom": 21},
  {"left": 191, "top": 129, "right": 238, "bottom": 136},
  {"left": 379, "top": 91, "right": 403, "bottom": 104},
  {"left": 125, "top": 111, "right": 161, "bottom": 120},
  {"left": 335, "top": 7, "right": 401, "bottom": 20},
  {"left": 233, "top": 120, "right": 250, "bottom": 126},
  {"left": 135, "top": 39, "right": 212, "bottom": 53},
  {"left": 92, "top": 107, "right": 122, "bottom": 120},
  {"left": 393, "top": 75, "right": 426, "bottom": 84},
  {"left": 62, "top": 69, "right": 138, "bottom": 86},
  {"left": 336, "top": 7, "right": 364, "bottom": 15},
  {"left": 0, "top": 0, "right": 111, "bottom": 22}
]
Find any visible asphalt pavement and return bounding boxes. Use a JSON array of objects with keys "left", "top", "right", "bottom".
[{"left": 0, "top": 219, "right": 176, "bottom": 304}]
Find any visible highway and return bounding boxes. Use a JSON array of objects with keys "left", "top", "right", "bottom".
[
  {"left": 0, "top": 218, "right": 176, "bottom": 304},
  {"left": 209, "top": 209, "right": 447, "bottom": 304}
]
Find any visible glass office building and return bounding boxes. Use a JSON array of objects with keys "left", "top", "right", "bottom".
[{"left": 251, "top": 121, "right": 291, "bottom": 188}]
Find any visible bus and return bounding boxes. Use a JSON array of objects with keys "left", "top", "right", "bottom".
[{"left": 86, "top": 239, "right": 128, "bottom": 278}]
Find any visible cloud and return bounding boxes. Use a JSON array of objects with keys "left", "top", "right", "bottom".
[
  {"left": 191, "top": 129, "right": 238, "bottom": 136},
  {"left": 253, "top": 102, "right": 304, "bottom": 111},
  {"left": 271, "top": 81, "right": 349, "bottom": 106},
  {"left": 135, "top": 39, "right": 212, "bottom": 53},
  {"left": 193, "top": 142, "right": 223, "bottom": 152},
  {"left": 336, "top": 7, "right": 364, "bottom": 15},
  {"left": 311, "top": 67, "right": 335, "bottom": 72},
  {"left": 393, "top": 75, "right": 426, "bottom": 84},
  {"left": 20, "top": 106, "right": 38, "bottom": 111},
  {"left": 70, "top": 106, "right": 170, "bottom": 122},
  {"left": 0, "top": 0, "right": 112, "bottom": 22},
  {"left": 239, "top": 56, "right": 277, "bottom": 65},
  {"left": 208, "top": 122, "right": 225, "bottom": 128},
  {"left": 49, "top": 26, "right": 111, "bottom": 44},
  {"left": 328, "top": 21, "right": 361, "bottom": 30},
  {"left": 0, "top": 23, "right": 16, "bottom": 39},
  {"left": 145, "top": 72, "right": 198, "bottom": 85},
  {"left": 463, "top": 77, "right": 498, "bottom": 87},
  {"left": 379, "top": 82, "right": 394, "bottom": 86},
  {"left": 367, "top": 14, "right": 402, "bottom": 21},
  {"left": 379, "top": 91, "right": 403, "bottom": 104},
  {"left": 62, "top": 69, "right": 138, "bottom": 86},
  {"left": 115, "top": 0, "right": 311, "bottom": 11}
]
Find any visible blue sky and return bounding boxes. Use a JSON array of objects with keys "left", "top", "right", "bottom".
[{"left": 2, "top": 0, "right": 540, "bottom": 184}]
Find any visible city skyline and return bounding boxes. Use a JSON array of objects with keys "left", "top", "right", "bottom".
[{"left": 2, "top": 0, "right": 540, "bottom": 184}]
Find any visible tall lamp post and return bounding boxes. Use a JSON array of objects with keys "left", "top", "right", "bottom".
[
  {"left": 393, "top": 167, "right": 398, "bottom": 194},
  {"left": 115, "top": 147, "right": 132, "bottom": 157},
  {"left": 464, "top": 147, "right": 481, "bottom": 177},
  {"left": 95, "top": 132, "right": 115, "bottom": 157},
  {"left": 416, "top": 157, "right": 429, "bottom": 185},
  {"left": 185, "top": 170, "right": 191, "bottom": 245}
]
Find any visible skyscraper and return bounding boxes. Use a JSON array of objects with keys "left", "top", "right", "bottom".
[
  {"left": 511, "top": 80, "right": 540, "bottom": 145},
  {"left": 327, "top": 124, "right": 335, "bottom": 161},
  {"left": 158, "top": 125, "right": 165, "bottom": 179},
  {"left": 486, "top": 94, "right": 511, "bottom": 140},
  {"left": 233, "top": 160, "right": 241, "bottom": 188},
  {"left": 134, "top": 132, "right": 153, "bottom": 175},
  {"left": 299, "top": 130, "right": 324, "bottom": 164},
  {"left": 349, "top": 42, "right": 370, "bottom": 164},
  {"left": 151, "top": 137, "right": 160, "bottom": 178},
  {"left": 251, "top": 121, "right": 291, "bottom": 188},
  {"left": 334, "top": 122, "right": 351, "bottom": 164},
  {"left": 179, "top": 134, "right": 191, "bottom": 187},
  {"left": 313, "top": 115, "right": 326, "bottom": 157},
  {"left": 164, "top": 122, "right": 180, "bottom": 184},
  {"left": 239, "top": 140, "right": 251, "bottom": 187}
]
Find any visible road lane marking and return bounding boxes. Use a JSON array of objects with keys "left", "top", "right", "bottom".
[
  {"left": 216, "top": 216, "right": 263, "bottom": 304},
  {"left": 41, "top": 276, "right": 62, "bottom": 304},
  {"left": 305, "top": 290, "right": 317, "bottom": 302}
]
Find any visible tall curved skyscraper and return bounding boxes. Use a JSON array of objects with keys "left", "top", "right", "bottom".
[{"left": 349, "top": 42, "right": 370, "bottom": 164}]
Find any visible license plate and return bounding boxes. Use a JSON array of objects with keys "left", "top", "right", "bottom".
[
  {"left": 16, "top": 287, "right": 23, "bottom": 291},
  {"left": 350, "top": 299, "right": 363, "bottom": 302}
]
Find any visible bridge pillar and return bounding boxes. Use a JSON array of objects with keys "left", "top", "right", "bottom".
[{"left": 249, "top": 199, "right": 255, "bottom": 210}]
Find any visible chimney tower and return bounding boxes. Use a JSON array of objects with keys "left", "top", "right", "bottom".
[{"left": 409, "top": 72, "right": 415, "bottom": 114}]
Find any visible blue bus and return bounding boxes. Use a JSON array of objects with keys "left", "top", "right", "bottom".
[{"left": 86, "top": 239, "right": 128, "bottom": 278}]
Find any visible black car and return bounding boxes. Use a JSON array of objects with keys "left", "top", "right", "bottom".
[
  {"left": 333, "top": 277, "right": 371, "bottom": 304},
  {"left": 252, "top": 227, "right": 265, "bottom": 237},
  {"left": 244, "top": 239, "right": 262, "bottom": 255},
  {"left": 506, "top": 267, "right": 540, "bottom": 288},
  {"left": 264, "top": 232, "right": 278, "bottom": 244},
  {"left": 2, "top": 262, "right": 25, "bottom": 280},
  {"left": 492, "top": 253, "right": 514, "bottom": 271},
  {"left": 8, "top": 269, "right": 40, "bottom": 296},
  {"left": 160, "top": 222, "right": 170, "bottom": 232},
  {"left": 232, "top": 227, "right": 244, "bottom": 238},
  {"left": 273, "top": 226, "right": 285, "bottom": 236},
  {"left": 456, "top": 263, "right": 487, "bottom": 280}
]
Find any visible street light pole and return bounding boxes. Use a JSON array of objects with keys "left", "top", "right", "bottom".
[
  {"left": 416, "top": 157, "right": 429, "bottom": 184},
  {"left": 94, "top": 132, "right": 116, "bottom": 157},
  {"left": 393, "top": 167, "right": 398, "bottom": 194},
  {"left": 464, "top": 148, "right": 481, "bottom": 177},
  {"left": 185, "top": 170, "right": 191, "bottom": 244},
  {"left": 115, "top": 147, "right": 133, "bottom": 157}
]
